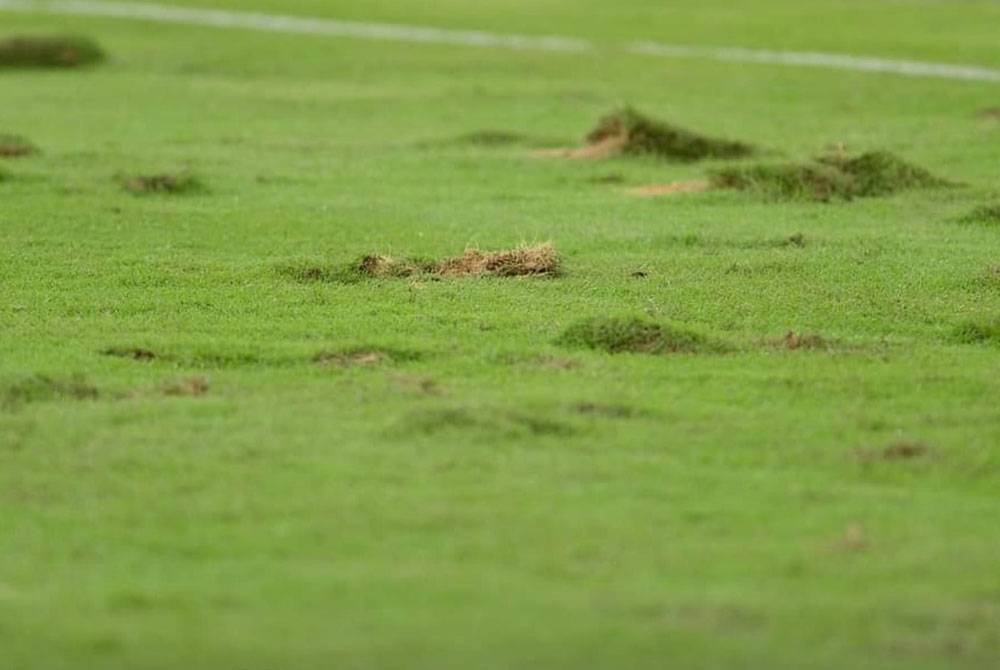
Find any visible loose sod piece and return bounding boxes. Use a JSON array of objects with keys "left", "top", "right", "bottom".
[
  {"left": 120, "top": 173, "right": 205, "bottom": 195},
  {"left": 556, "top": 316, "right": 724, "bottom": 354},
  {"left": 0, "top": 36, "right": 105, "bottom": 68},
  {"left": 0, "top": 134, "right": 37, "bottom": 158},
  {"left": 959, "top": 204, "right": 1000, "bottom": 226}
]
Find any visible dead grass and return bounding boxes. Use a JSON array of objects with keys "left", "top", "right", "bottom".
[
  {"left": 626, "top": 180, "right": 711, "bottom": 197},
  {"left": 774, "top": 331, "right": 831, "bottom": 351},
  {"left": 0, "top": 134, "right": 37, "bottom": 158},
  {"left": 711, "top": 151, "right": 951, "bottom": 201},
  {"left": 120, "top": 173, "right": 204, "bottom": 195},
  {"left": 314, "top": 348, "right": 420, "bottom": 367},
  {"left": 557, "top": 316, "right": 725, "bottom": 355},
  {"left": 329, "top": 244, "right": 560, "bottom": 281},
  {"left": 163, "top": 377, "right": 210, "bottom": 397},
  {"left": 0, "top": 35, "right": 105, "bottom": 68}
]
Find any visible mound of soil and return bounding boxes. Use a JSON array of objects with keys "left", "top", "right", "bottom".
[{"left": 0, "top": 36, "right": 105, "bottom": 68}]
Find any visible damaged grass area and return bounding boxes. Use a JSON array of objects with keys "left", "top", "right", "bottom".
[
  {"left": 0, "top": 35, "right": 105, "bottom": 69},
  {"left": 314, "top": 347, "right": 422, "bottom": 368},
  {"left": 771, "top": 331, "right": 833, "bottom": 351},
  {"left": 119, "top": 173, "right": 204, "bottom": 195},
  {"left": 954, "top": 318, "right": 1000, "bottom": 345},
  {"left": 1, "top": 374, "right": 98, "bottom": 410},
  {"left": 283, "top": 244, "right": 560, "bottom": 283},
  {"left": 584, "top": 108, "right": 755, "bottom": 161},
  {"left": 959, "top": 204, "right": 1000, "bottom": 226},
  {"left": 556, "top": 316, "right": 725, "bottom": 355},
  {"left": 711, "top": 151, "right": 951, "bottom": 201},
  {"left": 0, "top": 134, "right": 37, "bottom": 158}
]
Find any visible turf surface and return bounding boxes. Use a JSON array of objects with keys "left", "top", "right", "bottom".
[{"left": 1, "top": 1, "right": 999, "bottom": 668}]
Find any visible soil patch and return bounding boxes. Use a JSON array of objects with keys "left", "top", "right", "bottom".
[
  {"left": 0, "top": 134, "right": 37, "bottom": 158},
  {"left": 0, "top": 35, "right": 105, "bottom": 69},
  {"left": 163, "top": 377, "right": 210, "bottom": 397},
  {"left": 314, "top": 348, "right": 420, "bottom": 367},
  {"left": 586, "top": 108, "right": 755, "bottom": 161},
  {"left": 712, "top": 151, "right": 950, "bottom": 201},
  {"left": 557, "top": 316, "right": 725, "bottom": 355}
]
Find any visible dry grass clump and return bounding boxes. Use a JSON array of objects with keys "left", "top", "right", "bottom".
[
  {"left": 712, "top": 151, "right": 950, "bottom": 201},
  {"left": 0, "top": 35, "right": 105, "bottom": 68},
  {"left": 313, "top": 348, "right": 421, "bottom": 367},
  {"left": 120, "top": 173, "right": 204, "bottom": 195},
  {"left": 775, "top": 331, "right": 831, "bottom": 351},
  {"left": 163, "top": 377, "right": 210, "bottom": 397},
  {"left": 557, "top": 316, "right": 724, "bottom": 355},
  {"left": 357, "top": 244, "right": 560, "bottom": 279},
  {"left": 436, "top": 244, "right": 559, "bottom": 277},
  {"left": 0, "top": 134, "right": 37, "bottom": 158},
  {"left": 585, "top": 108, "right": 755, "bottom": 162}
]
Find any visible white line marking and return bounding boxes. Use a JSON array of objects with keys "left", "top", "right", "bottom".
[{"left": 2, "top": 0, "right": 1000, "bottom": 83}]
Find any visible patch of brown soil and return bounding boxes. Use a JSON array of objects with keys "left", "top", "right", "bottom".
[
  {"left": 531, "top": 135, "right": 627, "bottom": 160},
  {"left": 0, "top": 134, "right": 36, "bottom": 158},
  {"left": 626, "top": 180, "right": 711, "bottom": 197},
  {"left": 315, "top": 349, "right": 390, "bottom": 367},
  {"left": 978, "top": 107, "right": 1000, "bottom": 120},
  {"left": 163, "top": 377, "right": 210, "bottom": 397},
  {"left": 778, "top": 331, "right": 830, "bottom": 350}
]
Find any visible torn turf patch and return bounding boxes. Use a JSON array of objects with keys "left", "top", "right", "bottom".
[
  {"left": 0, "top": 35, "right": 105, "bottom": 68},
  {"left": 557, "top": 316, "right": 725, "bottom": 354}
]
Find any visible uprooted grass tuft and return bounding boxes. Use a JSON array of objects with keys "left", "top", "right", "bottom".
[
  {"left": 954, "top": 318, "right": 1000, "bottom": 345},
  {"left": 102, "top": 347, "right": 157, "bottom": 361},
  {"left": 711, "top": 151, "right": 950, "bottom": 201},
  {"left": 0, "top": 134, "right": 37, "bottom": 158},
  {"left": 163, "top": 377, "right": 210, "bottom": 397},
  {"left": 774, "top": 331, "right": 832, "bottom": 351},
  {"left": 1, "top": 374, "right": 98, "bottom": 409},
  {"left": 120, "top": 173, "right": 204, "bottom": 195},
  {"left": 556, "top": 316, "right": 724, "bottom": 354},
  {"left": 287, "top": 244, "right": 561, "bottom": 283},
  {"left": 586, "top": 107, "right": 755, "bottom": 162},
  {"left": 0, "top": 35, "right": 105, "bottom": 68},
  {"left": 959, "top": 204, "right": 1000, "bottom": 226}
]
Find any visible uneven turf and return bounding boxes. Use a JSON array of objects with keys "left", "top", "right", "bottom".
[
  {"left": 2, "top": 2, "right": 1000, "bottom": 670},
  {"left": 0, "top": 34, "right": 105, "bottom": 68}
]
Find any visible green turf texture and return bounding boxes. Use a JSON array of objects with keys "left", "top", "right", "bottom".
[{"left": 2, "top": 1, "right": 1000, "bottom": 669}]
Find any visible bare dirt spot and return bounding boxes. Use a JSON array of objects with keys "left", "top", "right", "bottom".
[
  {"left": 436, "top": 244, "right": 559, "bottom": 277},
  {"left": 774, "top": 331, "right": 831, "bottom": 351},
  {"left": 978, "top": 107, "right": 1000, "bottom": 120},
  {"left": 830, "top": 523, "right": 870, "bottom": 553},
  {"left": 0, "top": 134, "right": 37, "bottom": 158},
  {"left": 120, "top": 173, "right": 204, "bottom": 195},
  {"left": 626, "top": 180, "right": 711, "bottom": 197},
  {"left": 162, "top": 377, "right": 210, "bottom": 397},
  {"left": 0, "top": 36, "right": 105, "bottom": 69},
  {"left": 102, "top": 347, "right": 157, "bottom": 361}
]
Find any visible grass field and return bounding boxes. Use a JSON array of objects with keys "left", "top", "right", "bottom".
[{"left": 2, "top": 1, "right": 1000, "bottom": 668}]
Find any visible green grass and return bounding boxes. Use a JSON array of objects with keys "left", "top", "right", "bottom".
[{"left": 2, "top": 1, "right": 1000, "bottom": 669}]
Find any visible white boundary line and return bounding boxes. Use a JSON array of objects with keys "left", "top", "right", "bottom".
[{"left": 2, "top": 0, "right": 1000, "bottom": 83}]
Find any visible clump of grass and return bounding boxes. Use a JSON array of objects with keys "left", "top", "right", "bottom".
[
  {"left": 287, "top": 244, "right": 560, "bottom": 283},
  {"left": 954, "top": 318, "right": 1000, "bottom": 345},
  {"left": 586, "top": 107, "right": 755, "bottom": 162},
  {"left": 1, "top": 374, "right": 98, "bottom": 409},
  {"left": 959, "top": 204, "right": 1000, "bottom": 226},
  {"left": 712, "top": 151, "right": 950, "bottom": 201},
  {"left": 120, "top": 173, "right": 204, "bottom": 195},
  {"left": 0, "top": 35, "right": 105, "bottom": 68},
  {"left": 313, "top": 348, "right": 421, "bottom": 367},
  {"left": 0, "top": 134, "right": 37, "bottom": 158},
  {"left": 556, "top": 316, "right": 722, "bottom": 354},
  {"left": 436, "top": 244, "right": 560, "bottom": 277}
]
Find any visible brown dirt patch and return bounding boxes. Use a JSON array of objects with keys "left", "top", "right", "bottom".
[
  {"left": 626, "top": 180, "right": 711, "bottom": 197},
  {"left": 775, "top": 331, "right": 831, "bottom": 351},
  {"left": 531, "top": 135, "right": 626, "bottom": 160},
  {"left": 163, "top": 377, "right": 210, "bottom": 397},
  {"left": 436, "top": 244, "right": 559, "bottom": 277},
  {"left": 978, "top": 107, "right": 1000, "bottom": 120},
  {"left": 0, "top": 134, "right": 37, "bottom": 158}
]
